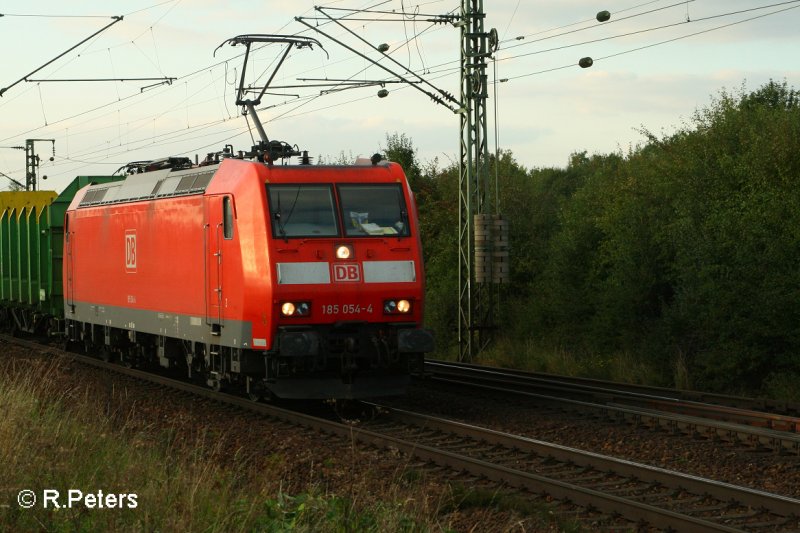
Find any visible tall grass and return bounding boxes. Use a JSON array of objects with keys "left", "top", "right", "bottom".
[
  {"left": 0, "top": 355, "right": 573, "bottom": 531},
  {"left": 0, "top": 357, "right": 423, "bottom": 532},
  {"left": 474, "top": 335, "right": 800, "bottom": 401},
  {"left": 475, "top": 336, "right": 670, "bottom": 387}
]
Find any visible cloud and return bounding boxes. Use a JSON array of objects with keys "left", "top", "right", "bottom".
[{"left": 1, "top": 0, "right": 798, "bottom": 186}]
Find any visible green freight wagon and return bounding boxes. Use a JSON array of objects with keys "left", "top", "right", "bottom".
[{"left": 0, "top": 176, "right": 124, "bottom": 335}]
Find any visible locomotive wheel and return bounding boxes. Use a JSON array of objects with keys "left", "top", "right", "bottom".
[
  {"left": 331, "top": 400, "right": 379, "bottom": 424},
  {"left": 100, "top": 346, "right": 112, "bottom": 362},
  {"left": 121, "top": 349, "right": 135, "bottom": 368}
]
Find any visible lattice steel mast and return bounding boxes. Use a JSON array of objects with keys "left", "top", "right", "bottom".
[
  {"left": 458, "top": 0, "right": 500, "bottom": 360},
  {"left": 297, "top": 4, "right": 506, "bottom": 360}
]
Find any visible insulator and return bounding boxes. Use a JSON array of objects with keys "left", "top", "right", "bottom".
[{"left": 596, "top": 10, "right": 611, "bottom": 23}]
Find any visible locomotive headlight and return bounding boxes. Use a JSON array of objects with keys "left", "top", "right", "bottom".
[
  {"left": 335, "top": 244, "right": 354, "bottom": 260},
  {"left": 281, "top": 301, "right": 311, "bottom": 317},
  {"left": 384, "top": 299, "right": 412, "bottom": 314}
]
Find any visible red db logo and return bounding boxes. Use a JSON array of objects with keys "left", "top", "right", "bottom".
[
  {"left": 333, "top": 263, "right": 360, "bottom": 282},
  {"left": 125, "top": 231, "right": 137, "bottom": 272}
]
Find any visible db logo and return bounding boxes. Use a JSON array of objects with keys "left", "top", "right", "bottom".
[
  {"left": 125, "top": 231, "right": 137, "bottom": 272},
  {"left": 333, "top": 263, "right": 360, "bottom": 282}
]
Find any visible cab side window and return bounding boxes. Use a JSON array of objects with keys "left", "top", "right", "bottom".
[{"left": 223, "top": 197, "right": 233, "bottom": 240}]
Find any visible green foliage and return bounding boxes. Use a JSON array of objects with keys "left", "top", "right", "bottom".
[
  {"left": 442, "top": 484, "right": 582, "bottom": 533},
  {"left": 383, "top": 132, "right": 423, "bottom": 191},
  {"left": 256, "top": 492, "right": 422, "bottom": 532},
  {"left": 384, "top": 132, "right": 460, "bottom": 351},
  {"left": 535, "top": 79, "right": 800, "bottom": 395},
  {"left": 406, "top": 79, "right": 800, "bottom": 398}
]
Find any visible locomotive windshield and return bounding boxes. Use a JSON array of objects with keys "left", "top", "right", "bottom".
[
  {"left": 266, "top": 183, "right": 410, "bottom": 238},
  {"left": 338, "top": 184, "right": 410, "bottom": 237},
  {"left": 268, "top": 185, "right": 338, "bottom": 238}
]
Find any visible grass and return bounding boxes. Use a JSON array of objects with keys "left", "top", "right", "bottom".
[
  {"left": 0, "top": 357, "right": 423, "bottom": 532},
  {"left": 0, "top": 354, "right": 577, "bottom": 532},
  {"left": 442, "top": 484, "right": 582, "bottom": 533},
  {"left": 762, "top": 371, "right": 800, "bottom": 402},
  {"left": 474, "top": 336, "right": 669, "bottom": 387},
  {"left": 470, "top": 336, "right": 800, "bottom": 402}
]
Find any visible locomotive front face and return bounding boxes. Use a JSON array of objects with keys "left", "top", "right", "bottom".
[
  {"left": 268, "top": 182, "right": 417, "bottom": 319},
  {"left": 263, "top": 169, "right": 432, "bottom": 397}
]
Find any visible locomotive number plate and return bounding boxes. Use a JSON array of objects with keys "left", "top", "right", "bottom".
[{"left": 321, "top": 304, "right": 373, "bottom": 315}]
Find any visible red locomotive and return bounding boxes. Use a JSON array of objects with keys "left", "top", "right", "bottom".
[
  {"left": 0, "top": 34, "right": 433, "bottom": 399},
  {"left": 64, "top": 153, "right": 432, "bottom": 399}
]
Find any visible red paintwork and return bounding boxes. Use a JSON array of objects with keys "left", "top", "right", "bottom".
[{"left": 64, "top": 158, "right": 425, "bottom": 351}]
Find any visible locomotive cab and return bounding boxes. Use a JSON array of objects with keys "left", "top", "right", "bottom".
[{"left": 262, "top": 161, "right": 433, "bottom": 398}]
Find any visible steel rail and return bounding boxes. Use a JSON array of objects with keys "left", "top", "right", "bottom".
[
  {"left": 423, "top": 360, "right": 800, "bottom": 454},
  {"left": 426, "top": 359, "right": 800, "bottom": 416},
  {"left": 5, "top": 337, "right": 799, "bottom": 531},
  {"left": 367, "top": 405, "right": 800, "bottom": 516}
]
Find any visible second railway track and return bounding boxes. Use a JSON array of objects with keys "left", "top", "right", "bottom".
[{"left": 422, "top": 360, "right": 800, "bottom": 455}]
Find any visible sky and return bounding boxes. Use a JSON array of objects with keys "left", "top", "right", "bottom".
[{"left": 0, "top": 0, "right": 798, "bottom": 193}]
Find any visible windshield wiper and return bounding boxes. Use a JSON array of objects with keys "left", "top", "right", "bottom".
[
  {"left": 397, "top": 188, "right": 408, "bottom": 236},
  {"left": 275, "top": 193, "right": 287, "bottom": 240},
  {"left": 275, "top": 187, "right": 301, "bottom": 241}
]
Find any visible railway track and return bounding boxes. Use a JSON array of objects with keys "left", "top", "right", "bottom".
[
  {"left": 425, "top": 360, "right": 800, "bottom": 417},
  {"left": 361, "top": 406, "right": 800, "bottom": 532},
  {"left": 7, "top": 336, "right": 800, "bottom": 531},
  {"left": 423, "top": 360, "right": 800, "bottom": 455}
]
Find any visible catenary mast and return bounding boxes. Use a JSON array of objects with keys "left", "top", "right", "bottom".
[{"left": 458, "top": 0, "right": 504, "bottom": 360}]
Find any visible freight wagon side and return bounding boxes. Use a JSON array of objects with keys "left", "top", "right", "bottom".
[{"left": 0, "top": 176, "right": 122, "bottom": 335}]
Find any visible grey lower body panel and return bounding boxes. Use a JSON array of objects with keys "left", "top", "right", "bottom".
[
  {"left": 65, "top": 302, "right": 422, "bottom": 400},
  {"left": 66, "top": 301, "right": 254, "bottom": 349}
]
